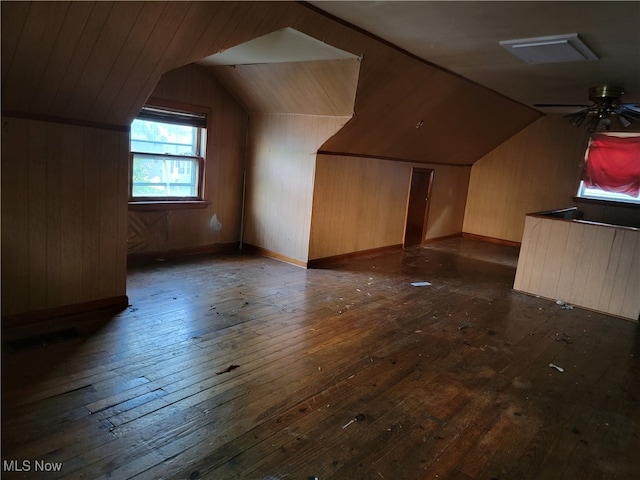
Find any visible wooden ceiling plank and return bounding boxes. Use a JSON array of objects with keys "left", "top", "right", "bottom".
[
  {"left": 29, "top": 2, "right": 95, "bottom": 115},
  {"left": 122, "top": 1, "right": 223, "bottom": 122},
  {"left": 183, "top": 1, "right": 225, "bottom": 63},
  {"left": 222, "top": 1, "right": 295, "bottom": 52},
  {"left": 209, "top": 65, "right": 260, "bottom": 113},
  {"left": 200, "top": 2, "right": 255, "bottom": 60},
  {"left": 152, "top": 2, "right": 232, "bottom": 73},
  {"left": 2, "top": 1, "right": 72, "bottom": 114},
  {"left": 209, "top": 58, "right": 359, "bottom": 117},
  {"left": 105, "top": 1, "right": 192, "bottom": 124},
  {"left": 63, "top": 1, "right": 145, "bottom": 121},
  {"left": 1, "top": 1, "right": 31, "bottom": 88},
  {"left": 48, "top": 2, "right": 115, "bottom": 118},
  {"left": 88, "top": 2, "right": 166, "bottom": 122}
]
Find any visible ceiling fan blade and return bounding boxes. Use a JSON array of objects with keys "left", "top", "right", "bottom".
[
  {"left": 619, "top": 106, "right": 640, "bottom": 120},
  {"left": 565, "top": 109, "right": 589, "bottom": 127}
]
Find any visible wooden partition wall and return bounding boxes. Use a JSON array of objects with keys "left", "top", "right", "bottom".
[
  {"left": 244, "top": 115, "right": 351, "bottom": 265},
  {"left": 209, "top": 58, "right": 359, "bottom": 265},
  {"left": 1, "top": 117, "right": 129, "bottom": 320},
  {"left": 514, "top": 214, "right": 640, "bottom": 321}
]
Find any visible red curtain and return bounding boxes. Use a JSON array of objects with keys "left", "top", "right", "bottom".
[{"left": 583, "top": 134, "right": 640, "bottom": 196}]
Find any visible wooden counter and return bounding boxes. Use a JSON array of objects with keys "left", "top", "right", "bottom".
[{"left": 514, "top": 209, "right": 639, "bottom": 321}]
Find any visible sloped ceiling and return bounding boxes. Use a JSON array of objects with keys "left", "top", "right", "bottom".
[
  {"left": 198, "top": 28, "right": 360, "bottom": 116},
  {"left": 2, "top": 1, "right": 541, "bottom": 165},
  {"left": 309, "top": 1, "right": 640, "bottom": 112},
  {"left": 209, "top": 59, "right": 361, "bottom": 116}
]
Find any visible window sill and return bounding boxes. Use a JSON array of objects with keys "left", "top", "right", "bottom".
[{"left": 128, "top": 200, "right": 210, "bottom": 211}]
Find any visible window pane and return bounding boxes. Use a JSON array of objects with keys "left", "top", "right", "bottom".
[
  {"left": 131, "top": 119, "right": 197, "bottom": 156},
  {"left": 131, "top": 154, "right": 199, "bottom": 198},
  {"left": 577, "top": 133, "right": 640, "bottom": 205}
]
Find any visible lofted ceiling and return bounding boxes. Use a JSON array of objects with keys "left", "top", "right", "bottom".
[
  {"left": 307, "top": 1, "right": 640, "bottom": 113},
  {"left": 9, "top": 1, "right": 633, "bottom": 165}
]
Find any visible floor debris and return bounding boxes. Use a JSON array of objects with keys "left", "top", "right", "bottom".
[
  {"left": 556, "top": 300, "right": 574, "bottom": 309},
  {"left": 342, "top": 413, "right": 367, "bottom": 429},
  {"left": 555, "top": 332, "right": 572, "bottom": 344},
  {"left": 549, "top": 363, "right": 564, "bottom": 373},
  {"left": 216, "top": 364, "right": 240, "bottom": 375},
  {"left": 411, "top": 281, "right": 431, "bottom": 287}
]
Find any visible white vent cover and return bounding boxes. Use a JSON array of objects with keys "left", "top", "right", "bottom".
[{"left": 500, "top": 33, "right": 598, "bottom": 64}]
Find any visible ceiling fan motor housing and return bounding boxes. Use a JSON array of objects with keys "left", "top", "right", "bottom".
[{"left": 589, "top": 85, "right": 624, "bottom": 104}]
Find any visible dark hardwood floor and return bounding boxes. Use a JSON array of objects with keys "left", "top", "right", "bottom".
[{"left": 2, "top": 238, "right": 639, "bottom": 479}]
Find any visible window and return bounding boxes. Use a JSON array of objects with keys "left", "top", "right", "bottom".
[
  {"left": 130, "top": 105, "right": 207, "bottom": 201},
  {"left": 576, "top": 132, "right": 640, "bottom": 205}
]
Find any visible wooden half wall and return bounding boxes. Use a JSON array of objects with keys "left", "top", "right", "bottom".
[{"left": 514, "top": 214, "right": 640, "bottom": 321}]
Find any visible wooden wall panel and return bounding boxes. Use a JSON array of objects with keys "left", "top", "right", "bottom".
[
  {"left": 244, "top": 114, "right": 350, "bottom": 264},
  {"left": 425, "top": 165, "right": 471, "bottom": 241},
  {"left": 463, "top": 115, "right": 640, "bottom": 243},
  {"left": 514, "top": 215, "right": 640, "bottom": 321},
  {"left": 1, "top": 116, "right": 128, "bottom": 317},
  {"left": 309, "top": 155, "right": 410, "bottom": 260},
  {"left": 463, "top": 115, "right": 588, "bottom": 243},
  {"left": 1, "top": 117, "right": 30, "bottom": 314},
  {"left": 127, "top": 64, "right": 248, "bottom": 255},
  {"left": 309, "top": 155, "right": 471, "bottom": 260},
  {"left": 127, "top": 212, "right": 168, "bottom": 254}
]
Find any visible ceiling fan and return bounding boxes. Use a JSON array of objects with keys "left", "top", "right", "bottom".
[{"left": 535, "top": 85, "right": 640, "bottom": 132}]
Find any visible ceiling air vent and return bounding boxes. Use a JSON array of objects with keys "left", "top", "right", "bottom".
[{"left": 499, "top": 33, "right": 598, "bottom": 64}]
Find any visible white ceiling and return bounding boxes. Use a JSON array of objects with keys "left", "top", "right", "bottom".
[
  {"left": 307, "top": 1, "right": 640, "bottom": 112},
  {"left": 198, "top": 27, "right": 359, "bottom": 66}
]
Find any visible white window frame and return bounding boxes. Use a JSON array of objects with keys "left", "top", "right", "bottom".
[{"left": 129, "top": 102, "right": 208, "bottom": 203}]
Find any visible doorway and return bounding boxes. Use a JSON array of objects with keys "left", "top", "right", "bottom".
[{"left": 404, "top": 168, "right": 434, "bottom": 247}]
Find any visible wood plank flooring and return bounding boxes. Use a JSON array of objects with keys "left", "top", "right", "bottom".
[{"left": 2, "top": 238, "right": 639, "bottom": 479}]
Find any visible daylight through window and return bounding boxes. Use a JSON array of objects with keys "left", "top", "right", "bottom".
[
  {"left": 130, "top": 105, "right": 207, "bottom": 201},
  {"left": 576, "top": 132, "right": 640, "bottom": 205}
]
